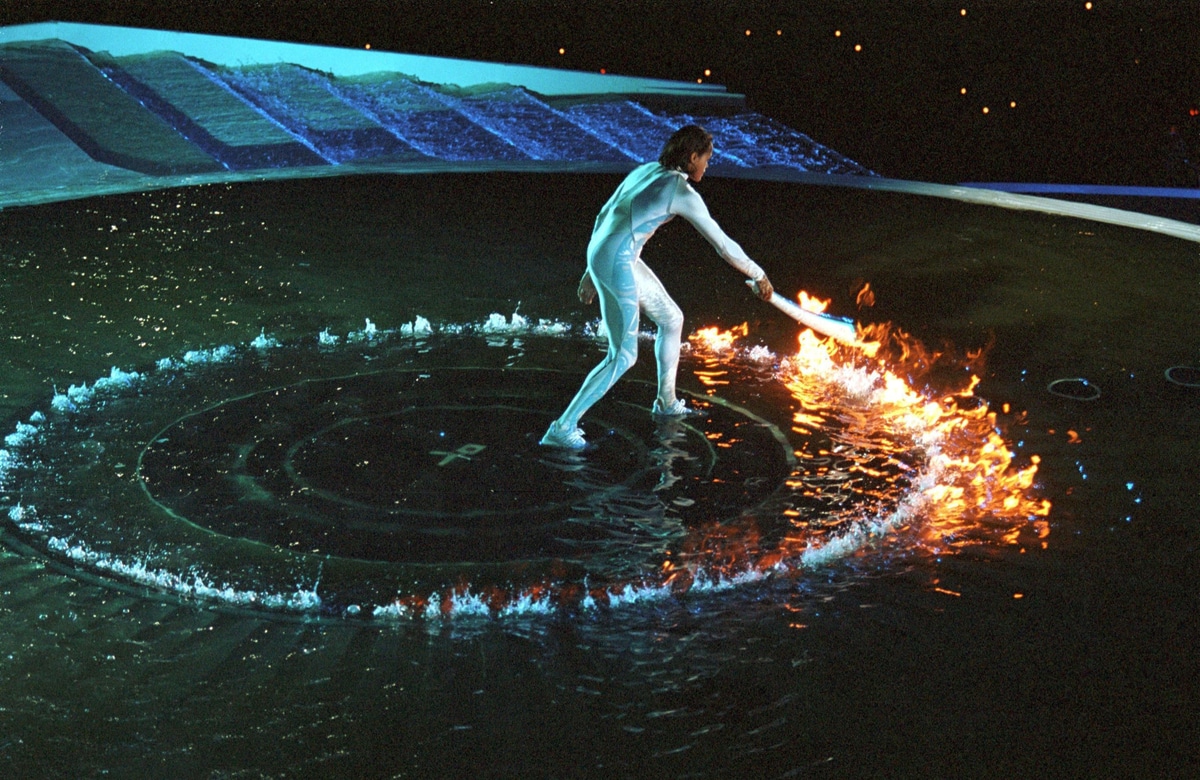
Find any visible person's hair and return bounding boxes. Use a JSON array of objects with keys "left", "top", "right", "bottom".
[{"left": 658, "top": 125, "right": 713, "bottom": 172}]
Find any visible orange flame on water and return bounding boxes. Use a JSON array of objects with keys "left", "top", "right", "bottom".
[
  {"left": 856, "top": 282, "right": 876, "bottom": 308},
  {"left": 796, "top": 290, "right": 830, "bottom": 313},
  {"left": 690, "top": 323, "right": 748, "bottom": 352},
  {"left": 688, "top": 315, "right": 1051, "bottom": 559},
  {"left": 380, "top": 310, "right": 1052, "bottom": 619}
]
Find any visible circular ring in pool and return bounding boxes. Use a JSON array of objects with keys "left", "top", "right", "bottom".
[
  {"left": 2, "top": 328, "right": 926, "bottom": 619},
  {"left": 1165, "top": 365, "right": 1200, "bottom": 388},
  {"left": 1047, "top": 377, "right": 1102, "bottom": 401},
  {"left": 137, "top": 367, "right": 793, "bottom": 566}
]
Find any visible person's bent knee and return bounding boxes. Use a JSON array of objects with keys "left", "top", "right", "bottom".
[
  {"left": 615, "top": 344, "right": 638, "bottom": 374},
  {"left": 659, "top": 304, "right": 684, "bottom": 337}
]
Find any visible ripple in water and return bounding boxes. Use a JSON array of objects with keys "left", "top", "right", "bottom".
[{"left": 0, "top": 312, "right": 1050, "bottom": 620}]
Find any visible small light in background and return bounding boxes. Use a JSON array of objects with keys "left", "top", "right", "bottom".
[
  {"left": 854, "top": 44, "right": 862, "bottom": 52},
  {"left": 364, "top": 44, "right": 371, "bottom": 50},
  {"left": 558, "top": 48, "right": 566, "bottom": 55},
  {"left": 1010, "top": 100, "right": 1018, "bottom": 108},
  {"left": 776, "top": 30, "right": 783, "bottom": 36},
  {"left": 961, "top": 87, "right": 968, "bottom": 95},
  {"left": 1085, "top": 2, "right": 1093, "bottom": 9},
  {"left": 834, "top": 30, "right": 842, "bottom": 37},
  {"left": 704, "top": 69, "right": 712, "bottom": 77},
  {"left": 960, "top": 8, "right": 967, "bottom": 16},
  {"left": 745, "top": 29, "right": 752, "bottom": 36},
  {"left": 982, "top": 106, "right": 990, "bottom": 114}
]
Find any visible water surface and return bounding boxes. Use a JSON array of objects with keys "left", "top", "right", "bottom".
[{"left": 1, "top": 173, "right": 1197, "bottom": 777}]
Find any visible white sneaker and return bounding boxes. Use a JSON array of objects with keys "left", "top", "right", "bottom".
[
  {"left": 540, "top": 421, "right": 587, "bottom": 450},
  {"left": 651, "top": 398, "right": 691, "bottom": 417}
]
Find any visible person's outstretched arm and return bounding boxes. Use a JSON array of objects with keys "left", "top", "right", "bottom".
[{"left": 671, "top": 183, "right": 773, "bottom": 300}]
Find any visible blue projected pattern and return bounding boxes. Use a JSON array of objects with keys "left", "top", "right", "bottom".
[{"left": 0, "top": 35, "right": 872, "bottom": 207}]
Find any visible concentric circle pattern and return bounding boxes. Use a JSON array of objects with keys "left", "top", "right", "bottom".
[
  {"left": 1, "top": 323, "right": 1015, "bottom": 620},
  {"left": 139, "top": 367, "right": 792, "bottom": 565}
]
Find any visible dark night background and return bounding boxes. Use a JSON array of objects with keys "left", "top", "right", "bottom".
[{"left": 5, "top": 0, "right": 1200, "bottom": 188}]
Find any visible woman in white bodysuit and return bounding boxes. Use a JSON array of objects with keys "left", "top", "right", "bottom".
[{"left": 541, "top": 125, "right": 774, "bottom": 450}]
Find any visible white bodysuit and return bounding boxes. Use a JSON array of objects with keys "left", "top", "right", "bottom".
[{"left": 553, "top": 162, "right": 766, "bottom": 430}]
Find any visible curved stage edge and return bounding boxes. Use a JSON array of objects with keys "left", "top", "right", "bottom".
[{"left": 4, "top": 160, "right": 1197, "bottom": 245}]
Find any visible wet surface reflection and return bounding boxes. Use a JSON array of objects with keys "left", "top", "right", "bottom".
[{"left": 0, "top": 174, "right": 1196, "bottom": 776}]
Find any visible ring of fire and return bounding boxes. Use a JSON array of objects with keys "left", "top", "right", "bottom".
[{"left": 0, "top": 319, "right": 1050, "bottom": 620}]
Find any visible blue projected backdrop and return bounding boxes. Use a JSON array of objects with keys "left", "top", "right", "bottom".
[{"left": 0, "top": 23, "right": 872, "bottom": 209}]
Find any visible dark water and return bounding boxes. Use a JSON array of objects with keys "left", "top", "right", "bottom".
[{"left": 1, "top": 173, "right": 1198, "bottom": 777}]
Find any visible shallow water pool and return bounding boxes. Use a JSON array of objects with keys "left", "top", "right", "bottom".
[{"left": 0, "top": 173, "right": 1197, "bottom": 776}]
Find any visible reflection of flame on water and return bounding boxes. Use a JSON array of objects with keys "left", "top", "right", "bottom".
[
  {"left": 691, "top": 323, "right": 748, "bottom": 353},
  {"left": 377, "top": 308, "right": 1051, "bottom": 620},
  {"left": 4, "top": 310, "right": 1051, "bottom": 622},
  {"left": 684, "top": 313, "right": 1051, "bottom": 569}
]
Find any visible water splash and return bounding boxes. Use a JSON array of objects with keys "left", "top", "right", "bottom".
[{"left": 0, "top": 306, "right": 1049, "bottom": 622}]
